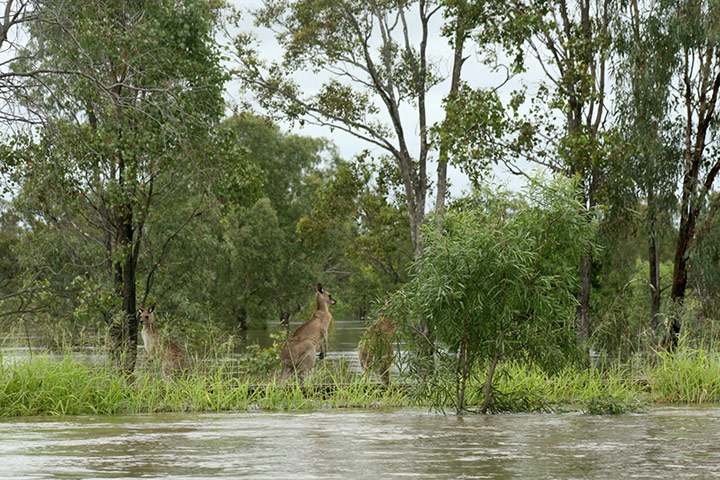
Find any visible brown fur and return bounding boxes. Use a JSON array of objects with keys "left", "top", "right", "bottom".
[
  {"left": 139, "top": 306, "right": 187, "bottom": 377},
  {"left": 280, "top": 284, "right": 337, "bottom": 381},
  {"left": 358, "top": 300, "right": 395, "bottom": 385}
]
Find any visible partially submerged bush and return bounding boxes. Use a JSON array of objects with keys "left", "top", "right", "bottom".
[
  {"left": 483, "top": 387, "right": 553, "bottom": 414},
  {"left": 585, "top": 393, "right": 649, "bottom": 415}
]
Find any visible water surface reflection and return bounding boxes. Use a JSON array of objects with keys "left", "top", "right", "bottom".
[{"left": 1, "top": 407, "right": 720, "bottom": 479}]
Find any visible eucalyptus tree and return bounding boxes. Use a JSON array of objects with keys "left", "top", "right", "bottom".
[
  {"left": 658, "top": 0, "right": 720, "bottom": 343},
  {"left": 0, "top": 0, "right": 48, "bottom": 128},
  {"left": 150, "top": 113, "right": 331, "bottom": 331},
  {"left": 612, "top": 0, "right": 720, "bottom": 348},
  {"left": 13, "top": 0, "right": 253, "bottom": 374},
  {"left": 0, "top": 0, "right": 64, "bottom": 317},
  {"left": 234, "top": 0, "right": 478, "bottom": 258},
  {"left": 690, "top": 191, "right": 720, "bottom": 317},
  {"left": 613, "top": 0, "right": 679, "bottom": 334},
  {"left": 0, "top": 201, "right": 24, "bottom": 316}
]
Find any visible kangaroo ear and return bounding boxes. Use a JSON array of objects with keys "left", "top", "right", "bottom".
[
  {"left": 317, "top": 283, "right": 324, "bottom": 293},
  {"left": 149, "top": 304, "right": 155, "bottom": 313},
  {"left": 138, "top": 306, "right": 146, "bottom": 314}
]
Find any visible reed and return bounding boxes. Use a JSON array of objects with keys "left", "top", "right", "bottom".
[
  {"left": 0, "top": 352, "right": 407, "bottom": 416},
  {"left": 648, "top": 343, "right": 720, "bottom": 403}
]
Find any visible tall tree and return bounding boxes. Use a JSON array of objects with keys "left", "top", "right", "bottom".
[
  {"left": 234, "top": 0, "right": 474, "bottom": 258},
  {"left": 0, "top": 0, "right": 62, "bottom": 315},
  {"left": 0, "top": 0, "right": 48, "bottom": 127},
  {"left": 661, "top": 0, "right": 720, "bottom": 346},
  {"left": 434, "top": 0, "right": 472, "bottom": 219},
  {"left": 13, "top": 0, "right": 249, "bottom": 374},
  {"left": 151, "top": 113, "right": 331, "bottom": 331},
  {"left": 614, "top": 0, "right": 678, "bottom": 335}
]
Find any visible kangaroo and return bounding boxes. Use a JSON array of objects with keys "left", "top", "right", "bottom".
[
  {"left": 280, "top": 283, "right": 337, "bottom": 381},
  {"left": 139, "top": 305, "right": 187, "bottom": 377},
  {"left": 358, "top": 299, "right": 395, "bottom": 385}
]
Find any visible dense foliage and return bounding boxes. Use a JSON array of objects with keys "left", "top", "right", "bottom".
[
  {"left": 1, "top": 0, "right": 720, "bottom": 414},
  {"left": 392, "top": 175, "right": 598, "bottom": 412}
]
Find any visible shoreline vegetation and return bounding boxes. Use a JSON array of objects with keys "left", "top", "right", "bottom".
[{"left": 3, "top": 339, "right": 720, "bottom": 417}]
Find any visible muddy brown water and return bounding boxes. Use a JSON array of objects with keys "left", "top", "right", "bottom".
[{"left": 1, "top": 407, "right": 720, "bottom": 479}]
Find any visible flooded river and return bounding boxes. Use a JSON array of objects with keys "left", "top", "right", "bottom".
[{"left": 1, "top": 406, "right": 720, "bottom": 479}]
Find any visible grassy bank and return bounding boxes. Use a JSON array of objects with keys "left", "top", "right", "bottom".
[
  {"left": 0, "top": 354, "right": 408, "bottom": 416},
  {"left": 3, "top": 345, "right": 720, "bottom": 416},
  {"left": 481, "top": 343, "right": 720, "bottom": 413}
]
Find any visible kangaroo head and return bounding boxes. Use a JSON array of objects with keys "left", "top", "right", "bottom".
[
  {"left": 138, "top": 305, "right": 156, "bottom": 325},
  {"left": 315, "top": 283, "right": 337, "bottom": 306}
]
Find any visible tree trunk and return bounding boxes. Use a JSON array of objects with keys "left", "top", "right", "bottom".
[
  {"left": 481, "top": 353, "right": 501, "bottom": 414},
  {"left": 279, "top": 308, "right": 290, "bottom": 330},
  {"left": 647, "top": 188, "right": 661, "bottom": 334},
  {"left": 455, "top": 315, "right": 470, "bottom": 413},
  {"left": 576, "top": 253, "right": 591, "bottom": 348},
  {"left": 121, "top": 245, "right": 138, "bottom": 375},
  {"left": 575, "top": 167, "right": 595, "bottom": 353},
  {"left": 408, "top": 202, "right": 425, "bottom": 259},
  {"left": 436, "top": 156, "right": 448, "bottom": 219},
  {"left": 648, "top": 229, "right": 661, "bottom": 329},
  {"left": 237, "top": 307, "right": 248, "bottom": 331},
  {"left": 669, "top": 206, "right": 697, "bottom": 347},
  {"left": 111, "top": 206, "right": 138, "bottom": 376},
  {"left": 567, "top": 96, "right": 592, "bottom": 355},
  {"left": 108, "top": 139, "right": 139, "bottom": 375},
  {"left": 435, "top": 10, "right": 467, "bottom": 220}
]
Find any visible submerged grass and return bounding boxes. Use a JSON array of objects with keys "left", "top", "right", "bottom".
[{"left": 4, "top": 344, "right": 720, "bottom": 416}]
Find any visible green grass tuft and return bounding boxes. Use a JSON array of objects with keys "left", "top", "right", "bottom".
[{"left": 648, "top": 344, "right": 720, "bottom": 403}]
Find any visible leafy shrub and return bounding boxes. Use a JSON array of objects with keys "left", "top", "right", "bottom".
[
  {"left": 237, "top": 332, "right": 284, "bottom": 380},
  {"left": 391, "top": 174, "right": 599, "bottom": 413}
]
